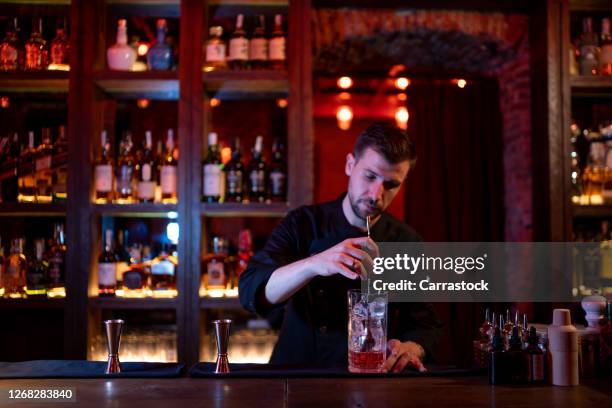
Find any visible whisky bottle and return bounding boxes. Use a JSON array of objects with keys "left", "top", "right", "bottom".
[
  {"left": 579, "top": 17, "right": 600, "bottom": 76},
  {"left": 122, "top": 263, "right": 148, "bottom": 298},
  {"left": 35, "top": 128, "right": 53, "bottom": 203},
  {"left": 107, "top": 19, "right": 135, "bottom": 71},
  {"left": 136, "top": 131, "right": 156, "bottom": 203},
  {"left": 1, "top": 133, "right": 19, "bottom": 202},
  {"left": 250, "top": 15, "right": 268, "bottom": 69},
  {"left": 115, "top": 132, "right": 135, "bottom": 203},
  {"left": 204, "top": 26, "right": 227, "bottom": 71},
  {"left": 233, "top": 229, "right": 253, "bottom": 294},
  {"left": 17, "top": 131, "right": 36, "bottom": 203},
  {"left": 25, "top": 18, "right": 48, "bottom": 70},
  {"left": 601, "top": 18, "right": 612, "bottom": 76},
  {"left": 95, "top": 131, "right": 114, "bottom": 203},
  {"left": 26, "top": 239, "right": 48, "bottom": 297},
  {"left": 150, "top": 244, "right": 176, "bottom": 296},
  {"left": 202, "top": 132, "right": 222, "bottom": 203},
  {"left": 46, "top": 222, "right": 66, "bottom": 296},
  {"left": 52, "top": 125, "right": 68, "bottom": 201},
  {"left": 115, "top": 229, "right": 131, "bottom": 291},
  {"left": 228, "top": 14, "right": 249, "bottom": 70},
  {"left": 269, "top": 14, "right": 286, "bottom": 70},
  {"left": 49, "top": 18, "right": 69, "bottom": 70},
  {"left": 269, "top": 137, "right": 286, "bottom": 202},
  {"left": 98, "top": 229, "right": 117, "bottom": 297},
  {"left": 0, "top": 18, "right": 22, "bottom": 71},
  {"left": 224, "top": 138, "right": 244, "bottom": 202},
  {"left": 248, "top": 135, "right": 267, "bottom": 203},
  {"left": 4, "top": 238, "right": 27, "bottom": 298},
  {"left": 160, "top": 129, "right": 178, "bottom": 204},
  {"left": 202, "top": 237, "right": 229, "bottom": 298},
  {"left": 147, "top": 19, "right": 173, "bottom": 71}
]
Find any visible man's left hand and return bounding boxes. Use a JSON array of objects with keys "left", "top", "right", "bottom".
[{"left": 382, "top": 339, "right": 427, "bottom": 373}]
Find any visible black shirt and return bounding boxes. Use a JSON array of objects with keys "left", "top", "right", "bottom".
[{"left": 238, "top": 194, "right": 442, "bottom": 365}]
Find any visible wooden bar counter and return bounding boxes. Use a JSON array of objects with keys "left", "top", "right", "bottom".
[{"left": 1, "top": 376, "right": 611, "bottom": 407}]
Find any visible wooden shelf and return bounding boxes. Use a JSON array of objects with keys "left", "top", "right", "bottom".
[
  {"left": 93, "top": 71, "right": 179, "bottom": 100},
  {"left": 569, "top": 0, "right": 612, "bottom": 12},
  {"left": 570, "top": 76, "right": 612, "bottom": 97},
  {"left": 203, "top": 70, "right": 288, "bottom": 99},
  {"left": 0, "top": 202, "right": 66, "bottom": 217},
  {"left": 208, "top": 0, "right": 288, "bottom": 6},
  {"left": 201, "top": 202, "right": 289, "bottom": 217},
  {"left": 88, "top": 296, "right": 177, "bottom": 310},
  {"left": 92, "top": 203, "right": 178, "bottom": 218},
  {"left": 0, "top": 0, "right": 70, "bottom": 5},
  {"left": 106, "top": 0, "right": 180, "bottom": 17},
  {"left": 200, "top": 296, "right": 242, "bottom": 309},
  {"left": 0, "top": 298, "right": 65, "bottom": 310},
  {"left": 572, "top": 204, "right": 612, "bottom": 218},
  {"left": 0, "top": 71, "right": 69, "bottom": 93}
]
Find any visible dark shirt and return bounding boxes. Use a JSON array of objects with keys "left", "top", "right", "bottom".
[{"left": 238, "top": 194, "right": 442, "bottom": 365}]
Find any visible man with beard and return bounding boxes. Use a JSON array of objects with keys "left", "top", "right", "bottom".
[{"left": 239, "top": 123, "right": 442, "bottom": 372}]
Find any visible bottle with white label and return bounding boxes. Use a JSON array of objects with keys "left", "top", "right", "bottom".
[
  {"left": 204, "top": 26, "right": 227, "bottom": 71},
  {"left": 250, "top": 15, "right": 268, "bottom": 69},
  {"left": 115, "top": 132, "right": 135, "bottom": 203},
  {"left": 35, "top": 128, "right": 53, "bottom": 203},
  {"left": 137, "top": 131, "right": 156, "bottom": 203},
  {"left": 95, "top": 131, "right": 114, "bottom": 203},
  {"left": 98, "top": 229, "right": 117, "bottom": 297},
  {"left": 202, "top": 236, "right": 229, "bottom": 297},
  {"left": 160, "top": 129, "right": 178, "bottom": 204},
  {"left": 17, "top": 131, "right": 37, "bottom": 203},
  {"left": 228, "top": 14, "right": 249, "bottom": 70},
  {"left": 202, "top": 132, "right": 222, "bottom": 203},
  {"left": 248, "top": 135, "right": 267, "bottom": 203},
  {"left": 269, "top": 14, "right": 286, "bottom": 70}
]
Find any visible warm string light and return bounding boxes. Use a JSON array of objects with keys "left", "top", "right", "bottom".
[
  {"left": 336, "top": 105, "right": 353, "bottom": 130},
  {"left": 276, "top": 98, "right": 288, "bottom": 108},
  {"left": 395, "top": 107, "right": 409, "bottom": 130},
  {"left": 210, "top": 98, "right": 221, "bottom": 108},
  {"left": 337, "top": 76, "right": 353, "bottom": 89},
  {"left": 456, "top": 79, "right": 467, "bottom": 88},
  {"left": 394, "top": 77, "right": 410, "bottom": 90},
  {"left": 136, "top": 98, "right": 150, "bottom": 109},
  {"left": 137, "top": 43, "right": 149, "bottom": 57}
]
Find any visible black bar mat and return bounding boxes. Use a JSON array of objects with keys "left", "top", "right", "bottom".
[
  {"left": 189, "top": 362, "right": 486, "bottom": 378},
  {"left": 0, "top": 360, "right": 184, "bottom": 378}
]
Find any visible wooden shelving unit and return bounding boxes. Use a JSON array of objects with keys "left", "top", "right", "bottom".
[
  {"left": 92, "top": 203, "right": 178, "bottom": 217},
  {"left": 0, "top": 202, "right": 67, "bottom": 217},
  {"left": 92, "top": 70, "right": 179, "bottom": 100},
  {"left": 88, "top": 296, "right": 177, "bottom": 309},
  {"left": 0, "top": 71, "right": 70, "bottom": 93}
]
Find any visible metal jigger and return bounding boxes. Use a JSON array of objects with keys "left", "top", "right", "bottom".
[
  {"left": 104, "top": 319, "right": 124, "bottom": 374},
  {"left": 212, "top": 319, "right": 232, "bottom": 374}
]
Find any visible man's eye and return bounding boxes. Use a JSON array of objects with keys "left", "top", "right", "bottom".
[{"left": 365, "top": 174, "right": 376, "bottom": 181}]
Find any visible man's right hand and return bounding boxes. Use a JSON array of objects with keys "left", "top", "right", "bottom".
[{"left": 308, "top": 237, "right": 379, "bottom": 280}]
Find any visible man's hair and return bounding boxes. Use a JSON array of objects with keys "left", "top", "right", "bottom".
[{"left": 353, "top": 122, "right": 416, "bottom": 166}]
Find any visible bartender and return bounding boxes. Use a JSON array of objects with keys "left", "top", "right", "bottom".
[{"left": 239, "top": 122, "right": 442, "bottom": 372}]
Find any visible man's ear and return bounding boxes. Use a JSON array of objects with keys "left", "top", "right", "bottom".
[{"left": 345, "top": 153, "right": 355, "bottom": 176}]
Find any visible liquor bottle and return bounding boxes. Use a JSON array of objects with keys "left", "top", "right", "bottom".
[
  {"left": 235, "top": 228, "right": 253, "bottom": 281},
  {"left": 0, "top": 18, "right": 22, "bottom": 71},
  {"left": 228, "top": 14, "right": 249, "bottom": 70},
  {"left": 248, "top": 135, "right": 267, "bottom": 203},
  {"left": 137, "top": 131, "right": 156, "bottom": 203},
  {"left": 526, "top": 326, "right": 545, "bottom": 383},
  {"left": 202, "top": 237, "right": 229, "bottom": 297},
  {"left": 150, "top": 244, "right": 176, "bottom": 296},
  {"left": 115, "top": 132, "right": 135, "bottom": 203},
  {"left": 250, "top": 15, "right": 268, "bottom": 69},
  {"left": 1, "top": 133, "right": 19, "bottom": 202},
  {"left": 160, "top": 129, "right": 178, "bottom": 204},
  {"left": 488, "top": 327, "right": 508, "bottom": 384},
  {"left": 4, "top": 238, "right": 27, "bottom": 298},
  {"left": 35, "top": 128, "right": 53, "bottom": 203},
  {"left": 269, "top": 137, "right": 286, "bottom": 202},
  {"left": 147, "top": 19, "right": 173, "bottom": 71},
  {"left": 49, "top": 18, "right": 69, "bottom": 70},
  {"left": 26, "top": 239, "right": 48, "bottom": 297},
  {"left": 47, "top": 222, "right": 66, "bottom": 296},
  {"left": 98, "top": 229, "right": 117, "bottom": 297},
  {"left": 579, "top": 17, "right": 600, "bottom": 76},
  {"left": 115, "top": 229, "right": 131, "bottom": 291},
  {"left": 18, "top": 131, "right": 36, "bottom": 203},
  {"left": 52, "top": 125, "right": 68, "bottom": 202},
  {"left": 601, "top": 18, "right": 612, "bottom": 76},
  {"left": 269, "top": 14, "right": 286, "bottom": 70},
  {"left": 507, "top": 326, "right": 528, "bottom": 383},
  {"left": 474, "top": 308, "right": 493, "bottom": 368},
  {"left": 224, "top": 138, "right": 244, "bottom": 202},
  {"left": 25, "top": 18, "right": 48, "bottom": 70},
  {"left": 94, "top": 131, "right": 114, "bottom": 203},
  {"left": 202, "top": 132, "right": 222, "bottom": 203},
  {"left": 204, "top": 26, "right": 227, "bottom": 71},
  {"left": 122, "top": 262, "right": 148, "bottom": 298},
  {"left": 107, "top": 19, "right": 135, "bottom": 71}
]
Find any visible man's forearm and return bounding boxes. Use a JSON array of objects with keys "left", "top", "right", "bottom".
[{"left": 264, "top": 257, "right": 317, "bottom": 305}]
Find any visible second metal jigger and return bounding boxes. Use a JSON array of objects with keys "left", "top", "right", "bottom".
[
  {"left": 212, "top": 319, "right": 232, "bottom": 374},
  {"left": 104, "top": 319, "right": 124, "bottom": 374}
]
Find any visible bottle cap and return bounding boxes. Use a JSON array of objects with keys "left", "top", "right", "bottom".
[{"left": 552, "top": 309, "right": 571, "bottom": 326}]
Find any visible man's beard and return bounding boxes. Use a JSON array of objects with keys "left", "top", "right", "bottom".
[{"left": 348, "top": 190, "right": 382, "bottom": 220}]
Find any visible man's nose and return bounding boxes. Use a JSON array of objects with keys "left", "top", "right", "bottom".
[{"left": 368, "top": 182, "right": 384, "bottom": 203}]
